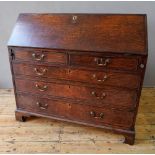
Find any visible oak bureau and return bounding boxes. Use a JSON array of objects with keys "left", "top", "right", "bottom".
[{"left": 8, "top": 14, "right": 148, "bottom": 145}]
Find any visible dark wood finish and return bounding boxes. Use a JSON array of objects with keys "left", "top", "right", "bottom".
[
  {"left": 8, "top": 14, "right": 148, "bottom": 145},
  {"left": 70, "top": 54, "right": 139, "bottom": 71},
  {"left": 12, "top": 63, "right": 140, "bottom": 89},
  {"left": 8, "top": 14, "right": 147, "bottom": 55},
  {"left": 124, "top": 133, "right": 135, "bottom": 145},
  {"left": 12, "top": 48, "right": 67, "bottom": 65},
  {"left": 15, "top": 78, "right": 137, "bottom": 110},
  {"left": 16, "top": 94, "right": 134, "bottom": 130},
  {"left": 15, "top": 110, "right": 30, "bottom": 122}
]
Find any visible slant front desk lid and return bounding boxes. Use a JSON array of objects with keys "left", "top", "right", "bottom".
[{"left": 8, "top": 13, "right": 147, "bottom": 55}]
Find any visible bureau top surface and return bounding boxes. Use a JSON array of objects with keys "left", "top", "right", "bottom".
[{"left": 8, "top": 13, "right": 147, "bottom": 55}]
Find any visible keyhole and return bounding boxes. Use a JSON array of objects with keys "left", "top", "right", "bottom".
[
  {"left": 68, "top": 103, "right": 71, "bottom": 109},
  {"left": 72, "top": 15, "right": 77, "bottom": 23}
]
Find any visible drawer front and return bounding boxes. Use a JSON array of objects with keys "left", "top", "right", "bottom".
[
  {"left": 70, "top": 54, "right": 139, "bottom": 71},
  {"left": 13, "top": 48, "right": 67, "bottom": 64},
  {"left": 15, "top": 78, "right": 137, "bottom": 109},
  {"left": 17, "top": 94, "right": 134, "bottom": 129},
  {"left": 13, "top": 63, "right": 140, "bottom": 89}
]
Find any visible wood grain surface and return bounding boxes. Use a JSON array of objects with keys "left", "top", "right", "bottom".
[
  {"left": 7, "top": 14, "right": 148, "bottom": 146},
  {"left": 8, "top": 14, "right": 147, "bottom": 54}
]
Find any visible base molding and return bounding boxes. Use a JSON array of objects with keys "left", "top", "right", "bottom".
[
  {"left": 15, "top": 109, "right": 135, "bottom": 145},
  {"left": 15, "top": 110, "right": 31, "bottom": 122}
]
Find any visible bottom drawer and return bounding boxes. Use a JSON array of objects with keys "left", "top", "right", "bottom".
[{"left": 16, "top": 94, "right": 134, "bottom": 130}]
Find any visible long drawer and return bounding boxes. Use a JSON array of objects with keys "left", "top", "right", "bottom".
[
  {"left": 16, "top": 94, "right": 134, "bottom": 130},
  {"left": 13, "top": 63, "right": 140, "bottom": 89},
  {"left": 15, "top": 78, "right": 137, "bottom": 109}
]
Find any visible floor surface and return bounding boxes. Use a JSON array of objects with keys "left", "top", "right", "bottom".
[{"left": 0, "top": 88, "right": 155, "bottom": 153}]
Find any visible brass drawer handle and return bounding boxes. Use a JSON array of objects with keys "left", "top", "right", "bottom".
[
  {"left": 92, "top": 74, "right": 108, "bottom": 82},
  {"left": 36, "top": 102, "right": 48, "bottom": 110},
  {"left": 35, "top": 84, "right": 48, "bottom": 91},
  {"left": 32, "top": 53, "right": 45, "bottom": 61},
  {"left": 34, "top": 68, "right": 47, "bottom": 76},
  {"left": 91, "top": 91, "right": 106, "bottom": 99},
  {"left": 90, "top": 111, "right": 104, "bottom": 119},
  {"left": 94, "top": 58, "right": 110, "bottom": 66}
]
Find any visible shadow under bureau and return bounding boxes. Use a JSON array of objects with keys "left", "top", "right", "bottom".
[{"left": 8, "top": 14, "right": 148, "bottom": 145}]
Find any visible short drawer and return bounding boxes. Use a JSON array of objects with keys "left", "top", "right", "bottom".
[
  {"left": 15, "top": 78, "right": 137, "bottom": 109},
  {"left": 13, "top": 63, "right": 140, "bottom": 89},
  {"left": 13, "top": 48, "right": 67, "bottom": 64},
  {"left": 17, "top": 94, "right": 134, "bottom": 129},
  {"left": 70, "top": 54, "right": 139, "bottom": 71}
]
